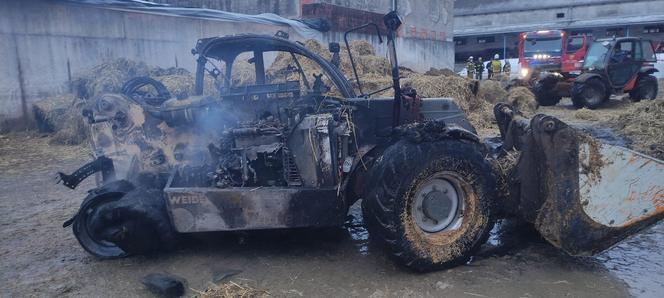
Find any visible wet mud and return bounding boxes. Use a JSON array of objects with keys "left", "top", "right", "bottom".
[{"left": 0, "top": 133, "right": 658, "bottom": 297}]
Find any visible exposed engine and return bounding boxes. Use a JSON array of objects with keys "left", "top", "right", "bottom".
[{"left": 208, "top": 115, "right": 299, "bottom": 188}]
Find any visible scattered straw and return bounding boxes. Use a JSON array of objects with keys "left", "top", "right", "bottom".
[
  {"left": 608, "top": 100, "right": 664, "bottom": 159},
  {"left": 574, "top": 108, "right": 600, "bottom": 121},
  {"left": 195, "top": 281, "right": 269, "bottom": 298}
]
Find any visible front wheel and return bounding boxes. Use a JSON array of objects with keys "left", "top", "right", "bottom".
[
  {"left": 571, "top": 78, "right": 609, "bottom": 109},
  {"left": 73, "top": 192, "right": 128, "bottom": 259},
  {"left": 362, "top": 139, "right": 496, "bottom": 272},
  {"left": 533, "top": 80, "right": 562, "bottom": 106},
  {"left": 629, "top": 75, "right": 658, "bottom": 102},
  {"left": 73, "top": 183, "right": 176, "bottom": 258}
]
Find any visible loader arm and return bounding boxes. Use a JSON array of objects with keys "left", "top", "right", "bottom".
[{"left": 495, "top": 103, "right": 664, "bottom": 255}]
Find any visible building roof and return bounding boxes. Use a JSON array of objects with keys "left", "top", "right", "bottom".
[
  {"left": 454, "top": 14, "right": 664, "bottom": 36},
  {"left": 455, "top": 0, "right": 644, "bottom": 16}
]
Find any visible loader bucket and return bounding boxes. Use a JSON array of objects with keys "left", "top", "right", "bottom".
[{"left": 494, "top": 103, "right": 664, "bottom": 256}]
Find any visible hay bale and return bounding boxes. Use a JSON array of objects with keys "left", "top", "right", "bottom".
[
  {"left": 401, "top": 74, "right": 495, "bottom": 130},
  {"left": 149, "top": 66, "right": 190, "bottom": 77},
  {"left": 349, "top": 40, "right": 376, "bottom": 56},
  {"left": 158, "top": 74, "right": 194, "bottom": 100},
  {"left": 609, "top": 100, "right": 664, "bottom": 159},
  {"left": 477, "top": 80, "right": 508, "bottom": 104},
  {"left": 32, "top": 94, "right": 78, "bottom": 132},
  {"left": 49, "top": 99, "right": 89, "bottom": 146},
  {"left": 228, "top": 59, "right": 256, "bottom": 87},
  {"left": 506, "top": 87, "right": 538, "bottom": 115},
  {"left": 73, "top": 58, "right": 150, "bottom": 99},
  {"left": 424, "top": 68, "right": 456, "bottom": 77},
  {"left": 156, "top": 72, "right": 220, "bottom": 99},
  {"left": 574, "top": 108, "right": 600, "bottom": 121}
]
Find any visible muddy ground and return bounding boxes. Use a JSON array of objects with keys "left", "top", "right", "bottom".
[
  {"left": 0, "top": 130, "right": 661, "bottom": 298},
  {"left": 2, "top": 92, "right": 664, "bottom": 297}
]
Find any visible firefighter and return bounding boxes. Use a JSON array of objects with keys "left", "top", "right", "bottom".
[
  {"left": 475, "top": 57, "right": 484, "bottom": 80},
  {"left": 466, "top": 56, "right": 475, "bottom": 79},
  {"left": 486, "top": 60, "right": 493, "bottom": 80},
  {"left": 491, "top": 54, "right": 502, "bottom": 79},
  {"left": 503, "top": 60, "right": 512, "bottom": 76}
]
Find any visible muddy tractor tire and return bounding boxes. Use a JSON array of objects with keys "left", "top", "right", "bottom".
[
  {"left": 362, "top": 139, "right": 496, "bottom": 272},
  {"left": 571, "top": 78, "right": 609, "bottom": 109},
  {"left": 532, "top": 80, "right": 562, "bottom": 106},
  {"left": 122, "top": 76, "right": 172, "bottom": 106},
  {"left": 629, "top": 75, "right": 658, "bottom": 102},
  {"left": 73, "top": 181, "right": 176, "bottom": 258}
]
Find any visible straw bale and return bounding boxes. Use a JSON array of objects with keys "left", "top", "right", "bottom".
[{"left": 506, "top": 87, "right": 538, "bottom": 115}]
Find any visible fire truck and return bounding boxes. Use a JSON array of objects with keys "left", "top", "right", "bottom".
[{"left": 518, "top": 30, "right": 589, "bottom": 105}]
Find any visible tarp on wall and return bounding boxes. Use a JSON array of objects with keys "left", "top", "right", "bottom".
[{"left": 64, "top": 0, "right": 325, "bottom": 38}]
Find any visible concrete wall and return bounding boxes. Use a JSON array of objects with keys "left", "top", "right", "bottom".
[
  {"left": 0, "top": 0, "right": 455, "bottom": 126},
  {"left": 0, "top": 0, "right": 296, "bottom": 127}
]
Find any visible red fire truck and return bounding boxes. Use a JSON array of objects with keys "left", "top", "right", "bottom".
[{"left": 518, "top": 30, "right": 589, "bottom": 105}]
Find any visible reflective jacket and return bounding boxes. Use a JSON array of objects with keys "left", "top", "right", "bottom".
[{"left": 491, "top": 60, "right": 502, "bottom": 73}]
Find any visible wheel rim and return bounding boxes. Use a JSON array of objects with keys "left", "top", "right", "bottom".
[
  {"left": 583, "top": 84, "right": 604, "bottom": 106},
  {"left": 412, "top": 174, "right": 465, "bottom": 233},
  {"left": 83, "top": 206, "right": 119, "bottom": 248},
  {"left": 73, "top": 195, "right": 127, "bottom": 258}
]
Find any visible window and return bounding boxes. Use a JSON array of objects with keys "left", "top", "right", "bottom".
[
  {"left": 454, "top": 37, "right": 467, "bottom": 46},
  {"left": 606, "top": 28, "right": 624, "bottom": 37},
  {"left": 571, "top": 30, "right": 593, "bottom": 36},
  {"left": 643, "top": 26, "right": 663, "bottom": 34},
  {"left": 556, "top": 12, "right": 565, "bottom": 18},
  {"left": 567, "top": 37, "right": 584, "bottom": 53},
  {"left": 477, "top": 36, "right": 495, "bottom": 44},
  {"left": 610, "top": 41, "right": 634, "bottom": 63},
  {"left": 641, "top": 40, "right": 657, "bottom": 61}
]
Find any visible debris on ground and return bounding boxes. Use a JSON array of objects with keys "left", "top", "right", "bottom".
[
  {"left": 142, "top": 273, "right": 186, "bottom": 298},
  {"left": 212, "top": 269, "right": 243, "bottom": 283},
  {"left": 506, "top": 87, "right": 538, "bottom": 116},
  {"left": 609, "top": 100, "right": 664, "bottom": 159},
  {"left": 493, "top": 149, "right": 520, "bottom": 198},
  {"left": 574, "top": 108, "right": 600, "bottom": 121},
  {"left": 195, "top": 281, "right": 268, "bottom": 298}
]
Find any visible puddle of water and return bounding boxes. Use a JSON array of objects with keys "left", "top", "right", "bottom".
[
  {"left": 574, "top": 123, "right": 630, "bottom": 147},
  {"left": 596, "top": 222, "right": 664, "bottom": 298},
  {"left": 344, "top": 201, "right": 369, "bottom": 255}
]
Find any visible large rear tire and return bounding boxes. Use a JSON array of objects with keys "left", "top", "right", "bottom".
[
  {"left": 362, "top": 139, "right": 496, "bottom": 272},
  {"left": 533, "top": 80, "right": 562, "bottom": 106},
  {"left": 629, "top": 75, "right": 658, "bottom": 102},
  {"left": 571, "top": 78, "right": 609, "bottom": 109}
]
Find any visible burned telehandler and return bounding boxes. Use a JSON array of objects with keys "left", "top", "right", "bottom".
[{"left": 58, "top": 12, "right": 664, "bottom": 272}]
